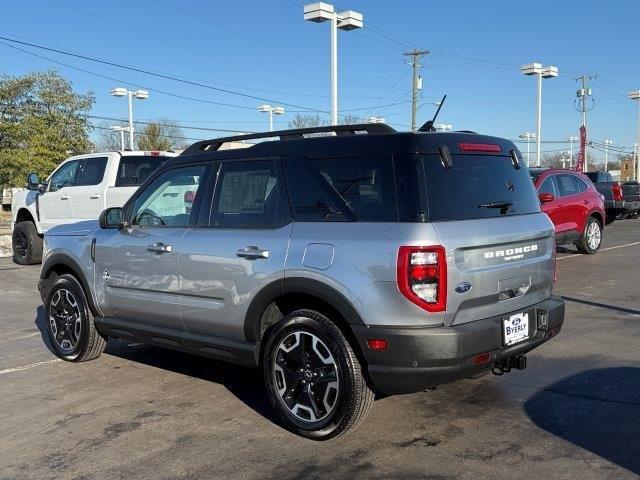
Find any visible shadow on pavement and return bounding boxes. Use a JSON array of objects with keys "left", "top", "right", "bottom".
[
  {"left": 525, "top": 367, "right": 640, "bottom": 475},
  {"left": 562, "top": 296, "right": 640, "bottom": 316}
]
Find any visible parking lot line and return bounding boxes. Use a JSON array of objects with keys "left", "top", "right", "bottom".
[
  {"left": 557, "top": 241, "right": 640, "bottom": 260},
  {"left": 0, "top": 358, "right": 61, "bottom": 376}
]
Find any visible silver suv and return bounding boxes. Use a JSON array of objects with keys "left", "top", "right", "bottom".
[{"left": 38, "top": 124, "right": 565, "bottom": 439}]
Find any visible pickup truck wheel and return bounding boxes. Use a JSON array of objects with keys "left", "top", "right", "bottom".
[
  {"left": 576, "top": 217, "right": 602, "bottom": 254},
  {"left": 262, "top": 309, "right": 374, "bottom": 440},
  {"left": 44, "top": 274, "right": 107, "bottom": 362},
  {"left": 12, "top": 221, "right": 43, "bottom": 265}
]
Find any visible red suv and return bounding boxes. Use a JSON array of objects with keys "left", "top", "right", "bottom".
[{"left": 530, "top": 168, "right": 605, "bottom": 254}]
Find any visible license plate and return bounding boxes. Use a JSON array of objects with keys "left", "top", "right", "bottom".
[{"left": 503, "top": 312, "right": 529, "bottom": 346}]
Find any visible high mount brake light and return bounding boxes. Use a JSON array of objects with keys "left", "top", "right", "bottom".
[
  {"left": 458, "top": 143, "right": 502, "bottom": 153},
  {"left": 397, "top": 246, "right": 447, "bottom": 313}
]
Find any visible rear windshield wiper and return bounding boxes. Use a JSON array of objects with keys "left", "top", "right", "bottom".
[{"left": 478, "top": 201, "right": 513, "bottom": 209}]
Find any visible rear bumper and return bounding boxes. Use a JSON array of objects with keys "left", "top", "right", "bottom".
[
  {"left": 607, "top": 200, "right": 640, "bottom": 212},
  {"left": 352, "top": 296, "right": 565, "bottom": 395}
]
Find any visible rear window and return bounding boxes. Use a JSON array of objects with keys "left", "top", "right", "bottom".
[
  {"left": 422, "top": 155, "right": 541, "bottom": 221},
  {"left": 116, "top": 155, "right": 166, "bottom": 186}
]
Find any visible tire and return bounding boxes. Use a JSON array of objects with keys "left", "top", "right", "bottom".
[
  {"left": 605, "top": 209, "right": 616, "bottom": 225},
  {"left": 616, "top": 212, "right": 629, "bottom": 220},
  {"left": 628, "top": 211, "right": 640, "bottom": 219},
  {"left": 12, "top": 221, "right": 43, "bottom": 265},
  {"left": 262, "top": 309, "right": 374, "bottom": 440},
  {"left": 44, "top": 273, "right": 107, "bottom": 362},
  {"left": 575, "top": 216, "right": 602, "bottom": 254}
]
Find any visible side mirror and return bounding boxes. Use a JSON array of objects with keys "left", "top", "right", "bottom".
[
  {"left": 538, "top": 192, "right": 555, "bottom": 203},
  {"left": 99, "top": 207, "right": 126, "bottom": 229},
  {"left": 27, "top": 173, "right": 40, "bottom": 190}
]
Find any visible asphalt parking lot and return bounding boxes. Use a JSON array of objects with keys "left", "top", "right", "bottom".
[{"left": 1, "top": 221, "right": 639, "bottom": 480}]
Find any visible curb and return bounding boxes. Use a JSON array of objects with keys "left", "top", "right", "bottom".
[{"left": 0, "top": 234, "right": 11, "bottom": 258}]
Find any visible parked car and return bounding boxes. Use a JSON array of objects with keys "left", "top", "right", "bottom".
[
  {"left": 584, "top": 171, "right": 640, "bottom": 222},
  {"left": 530, "top": 168, "right": 606, "bottom": 254},
  {"left": 11, "top": 150, "right": 176, "bottom": 264},
  {"left": 38, "top": 124, "right": 565, "bottom": 440}
]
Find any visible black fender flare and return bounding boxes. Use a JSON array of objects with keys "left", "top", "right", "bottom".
[
  {"left": 40, "top": 253, "right": 98, "bottom": 316},
  {"left": 243, "top": 277, "right": 366, "bottom": 343}
]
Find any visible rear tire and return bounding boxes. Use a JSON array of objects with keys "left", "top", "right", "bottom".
[
  {"left": 575, "top": 216, "right": 602, "bottom": 254},
  {"left": 12, "top": 221, "right": 42, "bottom": 265},
  {"left": 262, "top": 309, "right": 374, "bottom": 440},
  {"left": 44, "top": 274, "right": 107, "bottom": 362}
]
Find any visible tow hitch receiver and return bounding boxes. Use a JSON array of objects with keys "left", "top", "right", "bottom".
[{"left": 492, "top": 355, "right": 527, "bottom": 376}]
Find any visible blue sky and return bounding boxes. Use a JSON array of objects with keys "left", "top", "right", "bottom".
[{"left": 1, "top": 0, "right": 638, "bottom": 160}]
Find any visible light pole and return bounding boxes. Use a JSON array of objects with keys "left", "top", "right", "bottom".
[
  {"left": 567, "top": 136, "right": 578, "bottom": 167},
  {"left": 519, "top": 132, "right": 536, "bottom": 166},
  {"left": 521, "top": 63, "right": 559, "bottom": 166},
  {"left": 258, "top": 105, "right": 285, "bottom": 132},
  {"left": 603, "top": 139, "right": 613, "bottom": 171},
  {"left": 110, "top": 88, "right": 149, "bottom": 150},
  {"left": 304, "top": 2, "right": 363, "bottom": 125},
  {"left": 629, "top": 90, "right": 640, "bottom": 180},
  {"left": 367, "top": 116, "right": 386, "bottom": 124},
  {"left": 434, "top": 123, "right": 452, "bottom": 132},
  {"left": 111, "top": 125, "right": 131, "bottom": 151}
]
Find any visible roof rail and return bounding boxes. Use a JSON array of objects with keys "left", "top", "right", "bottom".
[{"left": 181, "top": 123, "right": 397, "bottom": 155}]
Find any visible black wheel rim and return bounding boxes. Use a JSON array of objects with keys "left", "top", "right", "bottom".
[
  {"left": 272, "top": 331, "right": 339, "bottom": 423},
  {"left": 49, "top": 288, "right": 82, "bottom": 352},
  {"left": 14, "top": 231, "right": 28, "bottom": 258}
]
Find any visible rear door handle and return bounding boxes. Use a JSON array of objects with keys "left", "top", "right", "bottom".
[
  {"left": 60, "top": 194, "right": 70, "bottom": 200},
  {"left": 147, "top": 243, "right": 172, "bottom": 253},
  {"left": 237, "top": 246, "right": 269, "bottom": 259}
]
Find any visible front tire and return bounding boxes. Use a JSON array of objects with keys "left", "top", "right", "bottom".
[
  {"left": 262, "top": 310, "right": 374, "bottom": 440},
  {"left": 44, "top": 274, "right": 107, "bottom": 362},
  {"left": 12, "top": 221, "right": 43, "bottom": 265},
  {"left": 576, "top": 216, "right": 602, "bottom": 254}
]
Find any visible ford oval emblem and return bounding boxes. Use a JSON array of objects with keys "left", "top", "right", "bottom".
[
  {"left": 455, "top": 282, "right": 472, "bottom": 294},
  {"left": 512, "top": 317, "right": 521, "bottom": 326}
]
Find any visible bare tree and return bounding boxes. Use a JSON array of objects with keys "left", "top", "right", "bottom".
[
  {"left": 288, "top": 114, "right": 328, "bottom": 129},
  {"left": 136, "top": 118, "right": 187, "bottom": 151},
  {"left": 95, "top": 121, "right": 126, "bottom": 151}
]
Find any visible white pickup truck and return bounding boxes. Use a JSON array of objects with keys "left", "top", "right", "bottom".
[{"left": 11, "top": 150, "right": 176, "bottom": 264}]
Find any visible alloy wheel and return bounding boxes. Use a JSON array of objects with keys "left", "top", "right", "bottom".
[
  {"left": 587, "top": 221, "right": 601, "bottom": 251},
  {"left": 272, "top": 331, "right": 340, "bottom": 423},
  {"left": 49, "top": 288, "right": 82, "bottom": 352}
]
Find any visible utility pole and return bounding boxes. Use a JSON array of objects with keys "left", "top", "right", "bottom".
[
  {"left": 575, "top": 75, "right": 596, "bottom": 128},
  {"left": 403, "top": 49, "right": 429, "bottom": 131}
]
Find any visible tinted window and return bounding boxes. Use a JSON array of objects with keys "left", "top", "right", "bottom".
[
  {"left": 285, "top": 156, "right": 397, "bottom": 222},
  {"left": 211, "top": 160, "right": 281, "bottom": 228},
  {"left": 76, "top": 157, "right": 108, "bottom": 186},
  {"left": 538, "top": 176, "right": 558, "bottom": 197},
  {"left": 116, "top": 155, "right": 165, "bottom": 186},
  {"left": 130, "top": 165, "right": 206, "bottom": 227},
  {"left": 49, "top": 160, "right": 79, "bottom": 191},
  {"left": 558, "top": 174, "right": 585, "bottom": 196},
  {"left": 422, "top": 155, "right": 540, "bottom": 220}
]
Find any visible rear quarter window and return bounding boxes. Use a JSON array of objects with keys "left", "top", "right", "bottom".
[{"left": 422, "top": 155, "right": 541, "bottom": 221}]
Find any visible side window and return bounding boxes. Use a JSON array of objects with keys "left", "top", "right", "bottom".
[
  {"left": 284, "top": 156, "right": 397, "bottom": 222},
  {"left": 538, "top": 176, "right": 558, "bottom": 197},
  {"left": 573, "top": 176, "right": 588, "bottom": 193},
  {"left": 211, "top": 159, "right": 282, "bottom": 228},
  {"left": 130, "top": 165, "right": 207, "bottom": 227},
  {"left": 557, "top": 174, "right": 581, "bottom": 197},
  {"left": 49, "top": 160, "right": 80, "bottom": 192},
  {"left": 76, "top": 157, "right": 108, "bottom": 186}
]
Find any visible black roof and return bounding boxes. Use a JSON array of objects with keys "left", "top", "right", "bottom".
[{"left": 172, "top": 124, "right": 519, "bottom": 166}]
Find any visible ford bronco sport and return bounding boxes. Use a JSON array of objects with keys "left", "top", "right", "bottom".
[{"left": 38, "top": 124, "right": 565, "bottom": 439}]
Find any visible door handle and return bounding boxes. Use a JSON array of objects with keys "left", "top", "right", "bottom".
[
  {"left": 237, "top": 246, "right": 269, "bottom": 259},
  {"left": 147, "top": 243, "right": 172, "bottom": 253},
  {"left": 60, "top": 195, "right": 70, "bottom": 200},
  {"left": 90, "top": 194, "right": 101, "bottom": 199}
]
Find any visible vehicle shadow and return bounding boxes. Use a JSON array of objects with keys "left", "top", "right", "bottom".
[
  {"left": 524, "top": 367, "right": 640, "bottom": 475},
  {"left": 34, "top": 306, "right": 276, "bottom": 426}
]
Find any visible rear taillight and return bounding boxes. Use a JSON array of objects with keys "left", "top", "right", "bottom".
[
  {"left": 397, "top": 246, "right": 447, "bottom": 313},
  {"left": 612, "top": 183, "right": 623, "bottom": 201}
]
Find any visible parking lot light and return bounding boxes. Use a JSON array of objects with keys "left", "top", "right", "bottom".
[
  {"left": 519, "top": 132, "right": 536, "bottom": 167},
  {"left": 110, "top": 87, "right": 149, "bottom": 149},
  {"left": 110, "top": 125, "right": 131, "bottom": 151},
  {"left": 367, "top": 116, "right": 386, "bottom": 124},
  {"left": 628, "top": 90, "right": 640, "bottom": 180},
  {"left": 434, "top": 124, "right": 452, "bottom": 132},
  {"left": 521, "top": 62, "right": 559, "bottom": 166},
  {"left": 258, "top": 104, "right": 285, "bottom": 132},
  {"left": 603, "top": 139, "right": 613, "bottom": 171}
]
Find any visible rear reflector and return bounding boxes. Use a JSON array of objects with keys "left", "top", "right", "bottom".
[
  {"left": 474, "top": 352, "right": 491, "bottom": 365},
  {"left": 458, "top": 142, "right": 502, "bottom": 153},
  {"left": 366, "top": 339, "right": 388, "bottom": 351}
]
